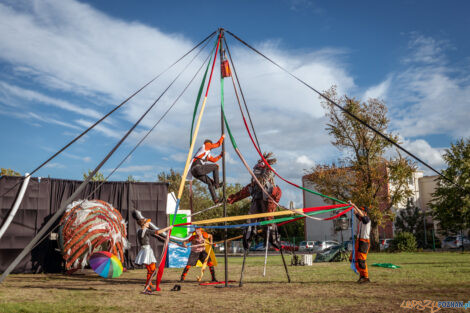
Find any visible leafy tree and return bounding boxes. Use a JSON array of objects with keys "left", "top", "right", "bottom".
[
  {"left": 1, "top": 168, "right": 21, "bottom": 176},
  {"left": 83, "top": 170, "right": 106, "bottom": 182},
  {"left": 395, "top": 200, "right": 422, "bottom": 234},
  {"left": 280, "top": 219, "right": 305, "bottom": 244},
  {"left": 157, "top": 169, "right": 250, "bottom": 240},
  {"left": 389, "top": 231, "right": 417, "bottom": 252},
  {"left": 395, "top": 200, "right": 434, "bottom": 249},
  {"left": 126, "top": 175, "right": 140, "bottom": 182},
  {"left": 305, "top": 86, "right": 415, "bottom": 248},
  {"left": 431, "top": 138, "right": 470, "bottom": 237}
]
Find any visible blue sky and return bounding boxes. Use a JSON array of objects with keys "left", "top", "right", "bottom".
[{"left": 0, "top": 0, "right": 469, "bottom": 206}]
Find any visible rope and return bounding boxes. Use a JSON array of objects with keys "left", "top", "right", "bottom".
[
  {"left": 0, "top": 31, "right": 217, "bottom": 200},
  {"left": 220, "top": 77, "right": 338, "bottom": 221},
  {"left": 180, "top": 207, "right": 352, "bottom": 229},
  {"left": 177, "top": 203, "right": 349, "bottom": 226},
  {"left": 222, "top": 37, "right": 261, "bottom": 150},
  {"left": 189, "top": 41, "right": 218, "bottom": 146},
  {"left": 0, "top": 31, "right": 205, "bottom": 284},
  {"left": 224, "top": 38, "right": 346, "bottom": 205},
  {"left": 182, "top": 203, "right": 222, "bottom": 219},
  {"left": 225, "top": 30, "right": 460, "bottom": 189},
  {"left": 85, "top": 40, "right": 214, "bottom": 198},
  {"left": 153, "top": 33, "right": 223, "bottom": 292}
]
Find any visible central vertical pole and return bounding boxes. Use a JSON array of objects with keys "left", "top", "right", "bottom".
[{"left": 219, "top": 28, "right": 229, "bottom": 287}]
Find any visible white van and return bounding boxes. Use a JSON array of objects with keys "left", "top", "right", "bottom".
[{"left": 299, "top": 241, "right": 317, "bottom": 252}]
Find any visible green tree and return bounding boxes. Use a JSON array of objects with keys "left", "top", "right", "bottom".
[
  {"left": 395, "top": 200, "right": 422, "bottom": 234},
  {"left": 431, "top": 138, "right": 470, "bottom": 237},
  {"left": 389, "top": 231, "right": 417, "bottom": 252},
  {"left": 157, "top": 169, "right": 250, "bottom": 240},
  {"left": 395, "top": 200, "right": 434, "bottom": 248},
  {"left": 83, "top": 170, "right": 106, "bottom": 181},
  {"left": 126, "top": 175, "right": 140, "bottom": 182},
  {"left": 305, "top": 86, "right": 415, "bottom": 248},
  {"left": 1, "top": 168, "right": 21, "bottom": 176}
]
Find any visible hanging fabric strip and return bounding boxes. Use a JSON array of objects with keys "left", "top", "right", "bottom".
[
  {"left": 181, "top": 206, "right": 352, "bottom": 229},
  {"left": 219, "top": 82, "right": 325, "bottom": 222},
  {"left": 154, "top": 33, "right": 222, "bottom": 292},
  {"left": 223, "top": 40, "right": 346, "bottom": 205},
  {"left": 176, "top": 203, "right": 349, "bottom": 226},
  {"left": 189, "top": 40, "right": 218, "bottom": 146},
  {"left": 350, "top": 208, "right": 358, "bottom": 274}
]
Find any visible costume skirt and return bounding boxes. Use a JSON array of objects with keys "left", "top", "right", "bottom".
[{"left": 135, "top": 245, "right": 157, "bottom": 265}]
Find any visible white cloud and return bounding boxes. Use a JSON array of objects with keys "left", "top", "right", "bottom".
[
  {"left": 0, "top": 0, "right": 194, "bottom": 99},
  {"left": 0, "top": 81, "right": 102, "bottom": 119},
  {"left": 296, "top": 155, "right": 315, "bottom": 167},
  {"left": 75, "top": 118, "right": 122, "bottom": 139},
  {"left": 0, "top": 0, "right": 354, "bottom": 199},
  {"left": 44, "top": 162, "right": 65, "bottom": 169},
  {"left": 383, "top": 34, "right": 470, "bottom": 139},
  {"left": 403, "top": 33, "right": 450, "bottom": 65},
  {"left": 288, "top": 0, "right": 325, "bottom": 14},
  {"left": 105, "top": 165, "right": 155, "bottom": 173},
  {"left": 402, "top": 138, "right": 446, "bottom": 172},
  {"left": 363, "top": 77, "right": 391, "bottom": 101}
]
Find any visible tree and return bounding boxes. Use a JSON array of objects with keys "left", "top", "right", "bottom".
[
  {"left": 305, "top": 86, "right": 415, "bottom": 248},
  {"left": 389, "top": 231, "right": 417, "bottom": 252},
  {"left": 395, "top": 200, "right": 422, "bottom": 235},
  {"left": 431, "top": 138, "right": 470, "bottom": 237},
  {"left": 126, "top": 175, "right": 140, "bottom": 182},
  {"left": 83, "top": 170, "right": 105, "bottom": 181},
  {"left": 395, "top": 200, "right": 434, "bottom": 248},
  {"left": 1, "top": 168, "right": 21, "bottom": 176},
  {"left": 157, "top": 169, "right": 250, "bottom": 240}
]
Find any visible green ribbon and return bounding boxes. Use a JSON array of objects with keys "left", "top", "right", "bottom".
[{"left": 190, "top": 40, "right": 218, "bottom": 146}]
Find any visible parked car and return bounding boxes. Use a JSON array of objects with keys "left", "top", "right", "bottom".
[
  {"left": 314, "top": 240, "right": 340, "bottom": 252},
  {"left": 342, "top": 240, "right": 353, "bottom": 251},
  {"left": 380, "top": 238, "right": 393, "bottom": 251},
  {"left": 442, "top": 235, "right": 470, "bottom": 249},
  {"left": 280, "top": 241, "right": 298, "bottom": 251},
  {"left": 299, "top": 241, "right": 318, "bottom": 252},
  {"left": 249, "top": 242, "right": 264, "bottom": 251}
]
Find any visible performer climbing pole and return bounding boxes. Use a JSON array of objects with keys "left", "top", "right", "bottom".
[
  {"left": 151, "top": 30, "right": 223, "bottom": 292},
  {"left": 219, "top": 29, "right": 230, "bottom": 288}
]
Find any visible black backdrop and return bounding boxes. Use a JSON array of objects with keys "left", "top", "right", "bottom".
[{"left": 0, "top": 176, "right": 168, "bottom": 273}]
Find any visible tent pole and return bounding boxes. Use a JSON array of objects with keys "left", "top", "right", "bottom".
[{"left": 219, "top": 28, "right": 229, "bottom": 287}]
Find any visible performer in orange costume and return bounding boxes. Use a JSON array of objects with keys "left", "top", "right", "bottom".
[
  {"left": 190, "top": 135, "right": 225, "bottom": 203},
  {"left": 349, "top": 201, "right": 371, "bottom": 283},
  {"left": 180, "top": 227, "right": 217, "bottom": 282}
]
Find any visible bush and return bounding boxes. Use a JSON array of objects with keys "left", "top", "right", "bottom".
[{"left": 389, "top": 232, "right": 417, "bottom": 252}]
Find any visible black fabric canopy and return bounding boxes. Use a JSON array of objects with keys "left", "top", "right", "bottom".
[{"left": 0, "top": 176, "right": 168, "bottom": 273}]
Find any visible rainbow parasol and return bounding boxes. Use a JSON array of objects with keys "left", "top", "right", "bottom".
[{"left": 89, "top": 251, "right": 123, "bottom": 278}]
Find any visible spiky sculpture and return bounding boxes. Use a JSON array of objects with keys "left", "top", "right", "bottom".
[
  {"left": 58, "top": 200, "right": 128, "bottom": 271},
  {"left": 252, "top": 152, "right": 277, "bottom": 186}
]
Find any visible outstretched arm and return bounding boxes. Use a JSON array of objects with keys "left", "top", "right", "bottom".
[
  {"left": 227, "top": 184, "right": 250, "bottom": 204},
  {"left": 205, "top": 134, "right": 225, "bottom": 150},
  {"left": 348, "top": 201, "right": 364, "bottom": 217}
]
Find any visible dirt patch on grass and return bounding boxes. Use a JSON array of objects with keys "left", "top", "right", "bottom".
[{"left": 1, "top": 253, "right": 469, "bottom": 312}]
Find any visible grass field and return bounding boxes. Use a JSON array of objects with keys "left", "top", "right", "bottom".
[{"left": 0, "top": 252, "right": 469, "bottom": 313}]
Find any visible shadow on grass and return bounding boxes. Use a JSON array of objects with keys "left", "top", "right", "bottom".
[
  {"left": 399, "top": 261, "right": 470, "bottom": 265},
  {"left": 22, "top": 285, "right": 100, "bottom": 291}
]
